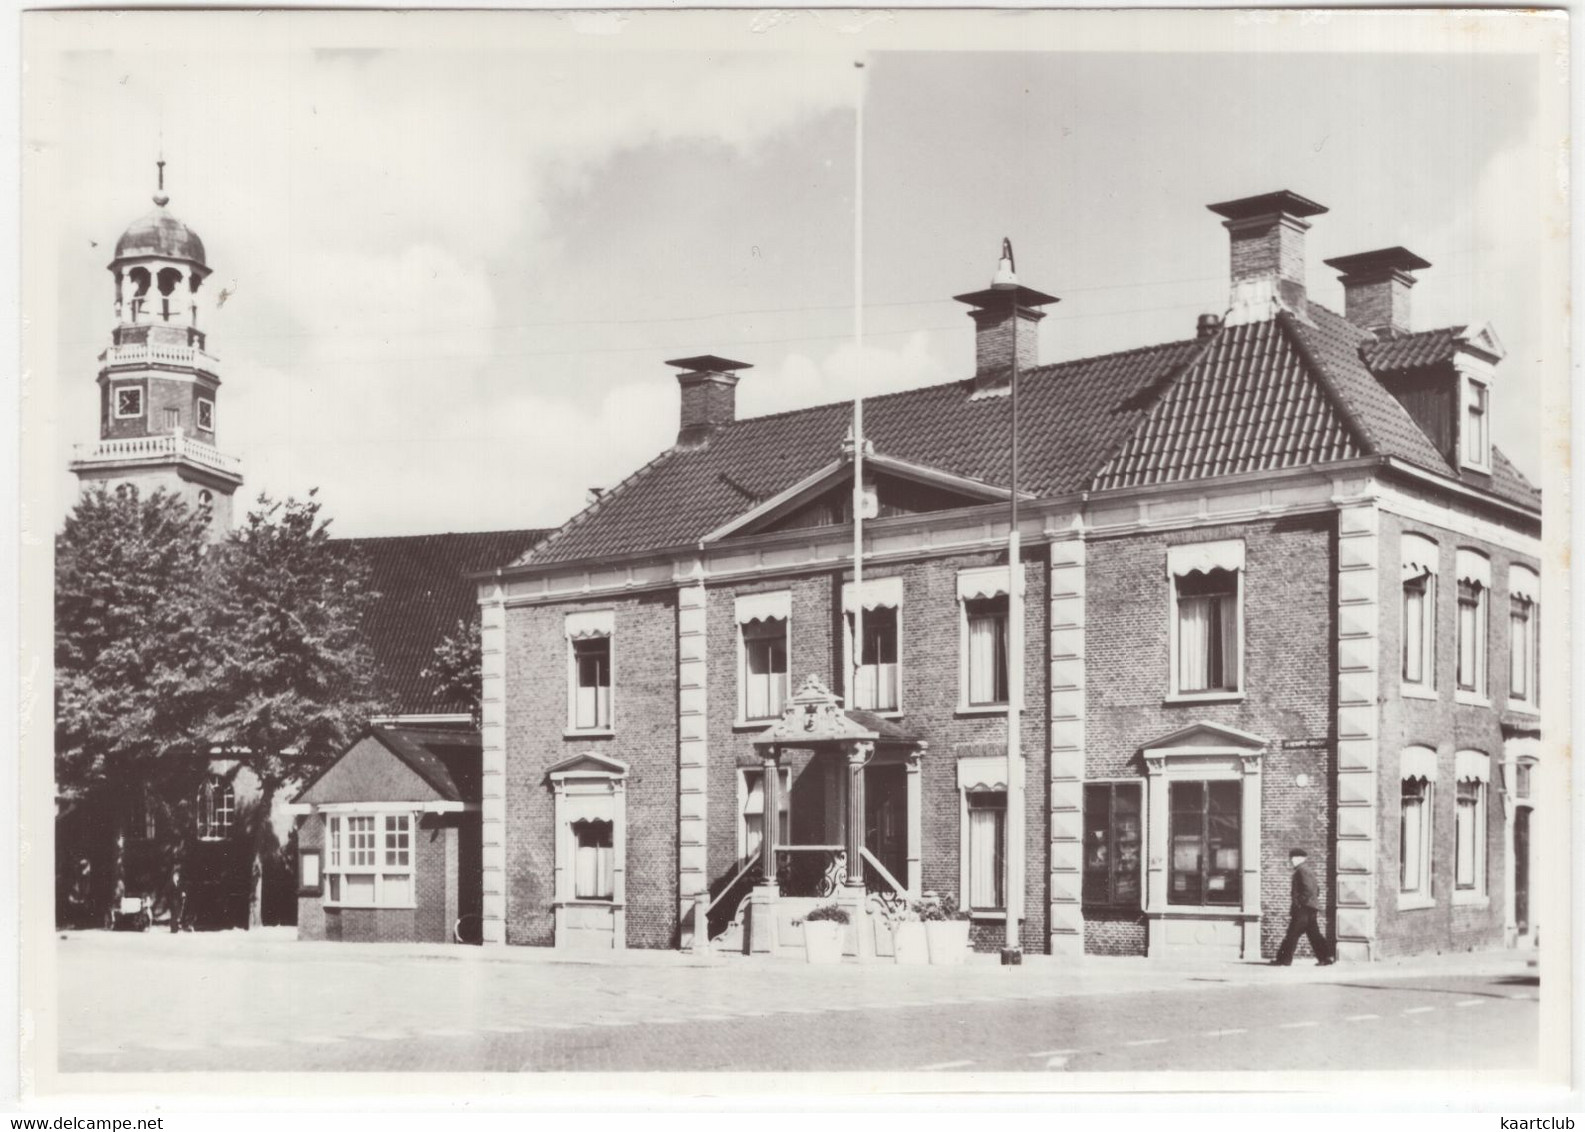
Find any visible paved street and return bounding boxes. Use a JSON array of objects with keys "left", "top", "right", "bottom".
[{"left": 55, "top": 931, "right": 1539, "bottom": 1075}]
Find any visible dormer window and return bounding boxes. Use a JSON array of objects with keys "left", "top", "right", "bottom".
[{"left": 1462, "top": 376, "right": 1490, "bottom": 471}]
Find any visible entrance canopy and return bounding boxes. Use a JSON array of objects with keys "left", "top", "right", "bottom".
[{"left": 751, "top": 675, "right": 923, "bottom": 754}]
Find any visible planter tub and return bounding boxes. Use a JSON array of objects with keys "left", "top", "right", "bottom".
[
  {"left": 926, "top": 920, "right": 970, "bottom": 965},
  {"left": 804, "top": 920, "right": 845, "bottom": 965},
  {"left": 892, "top": 921, "right": 929, "bottom": 965}
]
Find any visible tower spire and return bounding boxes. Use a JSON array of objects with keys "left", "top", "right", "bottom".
[{"left": 154, "top": 155, "right": 168, "bottom": 207}]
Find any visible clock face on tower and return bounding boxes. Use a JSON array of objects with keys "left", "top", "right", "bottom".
[{"left": 114, "top": 387, "right": 143, "bottom": 419}]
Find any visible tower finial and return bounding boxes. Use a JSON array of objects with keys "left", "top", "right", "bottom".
[{"left": 153, "top": 153, "right": 168, "bottom": 207}]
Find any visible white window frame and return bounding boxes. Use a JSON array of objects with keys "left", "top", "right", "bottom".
[
  {"left": 1453, "top": 750, "right": 1490, "bottom": 904},
  {"left": 1460, "top": 374, "right": 1491, "bottom": 473},
  {"left": 1454, "top": 550, "right": 1491, "bottom": 705},
  {"left": 1507, "top": 564, "right": 1540, "bottom": 713},
  {"left": 956, "top": 755, "right": 1013, "bottom": 920},
  {"left": 1166, "top": 540, "right": 1246, "bottom": 703},
  {"left": 1400, "top": 533, "right": 1439, "bottom": 699},
  {"left": 565, "top": 610, "right": 615, "bottom": 735},
  {"left": 735, "top": 592, "right": 791, "bottom": 726},
  {"left": 323, "top": 811, "right": 417, "bottom": 909},
  {"left": 843, "top": 577, "right": 904, "bottom": 716},
  {"left": 196, "top": 774, "right": 235, "bottom": 841},
  {"left": 548, "top": 754, "right": 629, "bottom": 949},
  {"left": 197, "top": 397, "right": 215, "bottom": 432},
  {"left": 113, "top": 384, "right": 144, "bottom": 420},
  {"left": 957, "top": 566, "right": 1019, "bottom": 715},
  {"left": 736, "top": 766, "right": 792, "bottom": 865},
  {"left": 1398, "top": 746, "right": 1437, "bottom": 910}
]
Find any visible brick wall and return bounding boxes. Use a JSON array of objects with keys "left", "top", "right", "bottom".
[
  {"left": 294, "top": 811, "right": 457, "bottom": 944},
  {"left": 971, "top": 309, "right": 1042, "bottom": 380},
  {"left": 503, "top": 592, "right": 679, "bottom": 949},
  {"left": 1373, "top": 512, "right": 1536, "bottom": 957},
  {"left": 1085, "top": 515, "right": 1337, "bottom": 958}
]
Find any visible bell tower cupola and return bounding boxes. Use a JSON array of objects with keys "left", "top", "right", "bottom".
[{"left": 69, "top": 160, "right": 244, "bottom": 538}]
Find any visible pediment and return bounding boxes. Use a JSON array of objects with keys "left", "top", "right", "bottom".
[
  {"left": 1456, "top": 321, "right": 1506, "bottom": 363},
  {"left": 1140, "top": 720, "right": 1268, "bottom": 752},
  {"left": 704, "top": 452, "right": 1024, "bottom": 543},
  {"left": 546, "top": 751, "right": 630, "bottom": 781}
]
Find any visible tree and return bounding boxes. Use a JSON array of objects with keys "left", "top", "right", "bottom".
[
  {"left": 424, "top": 612, "right": 482, "bottom": 726},
  {"left": 54, "top": 484, "right": 212, "bottom": 910},
  {"left": 198, "top": 491, "right": 385, "bottom": 926}
]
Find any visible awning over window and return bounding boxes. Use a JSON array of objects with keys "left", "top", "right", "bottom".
[
  {"left": 842, "top": 576, "right": 904, "bottom": 613},
  {"left": 958, "top": 565, "right": 1020, "bottom": 601},
  {"left": 1401, "top": 533, "right": 1440, "bottom": 582},
  {"left": 1456, "top": 749, "right": 1491, "bottom": 783},
  {"left": 1455, "top": 548, "right": 1491, "bottom": 590},
  {"left": 1166, "top": 539, "right": 1245, "bottom": 579},
  {"left": 1401, "top": 746, "right": 1438, "bottom": 782},
  {"left": 1509, "top": 564, "right": 1539, "bottom": 604},
  {"left": 564, "top": 610, "right": 614, "bottom": 640},
  {"left": 957, "top": 755, "right": 1008, "bottom": 792},
  {"left": 735, "top": 590, "right": 791, "bottom": 625}
]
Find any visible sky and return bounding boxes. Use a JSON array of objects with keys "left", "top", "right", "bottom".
[{"left": 29, "top": 11, "right": 1564, "bottom": 539}]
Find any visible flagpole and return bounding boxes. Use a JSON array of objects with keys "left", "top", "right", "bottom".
[
  {"left": 849, "top": 58, "right": 868, "bottom": 900},
  {"left": 1004, "top": 258, "right": 1025, "bottom": 965}
]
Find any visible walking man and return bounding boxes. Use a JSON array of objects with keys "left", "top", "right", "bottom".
[{"left": 1272, "top": 847, "right": 1335, "bottom": 966}]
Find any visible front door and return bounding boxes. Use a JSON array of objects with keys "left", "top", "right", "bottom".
[
  {"left": 864, "top": 764, "right": 908, "bottom": 890},
  {"left": 1514, "top": 806, "right": 1531, "bottom": 935}
]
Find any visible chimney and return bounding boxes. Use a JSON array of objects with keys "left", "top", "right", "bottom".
[
  {"left": 953, "top": 238, "right": 1058, "bottom": 394},
  {"left": 666, "top": 355, "right": 752, "bottom": 448},
  {"left": 1322, "top": 247, "right": 1431, "bottom": 338},
  {"left": 1196, "top": 313, "right": 1223, "bottom": 340},
  {"left": 1206, "top": 190, "right": 1328, "bottom": 325}
]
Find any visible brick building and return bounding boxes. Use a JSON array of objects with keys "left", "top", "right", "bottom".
[{"left": 498, "top": 190, "right": 1529, "bottom": 960}]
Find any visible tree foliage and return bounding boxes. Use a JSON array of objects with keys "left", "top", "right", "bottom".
[{"left": 424, "top": 612, "right": 482, "bottom": 726}]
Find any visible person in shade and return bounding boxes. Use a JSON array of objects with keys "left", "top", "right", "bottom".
[{"left": 1272, "top": 847, "right": 1336, "bottom": 966}]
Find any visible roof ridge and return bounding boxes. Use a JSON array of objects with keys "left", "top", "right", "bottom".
[
  {"left": 372, "top": 725, "right": 462, "bottom": 801},
  {"left": 335, "top": 527, "right": 548, "bottom": 546},
  {"left": 1085, "top": 330, "right": 1221, "bottom": 491},
  {"left": 515, "top": 446, "right": 681, "bottom": 566},
  {"left": 1276, "top": 311, "right": 1380, "bottom": 457}
]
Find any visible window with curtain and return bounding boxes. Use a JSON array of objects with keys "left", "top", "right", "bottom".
[
  {"left": 1082, "top": 782, "right": 1143, "bottom": 908},
  {"left": 1167, "top": 780, "right": 1242, "bottom": 906},
  {"left": 965, "top": 596, "right": 1009, "bottom": 706},
  {"left": 741, "top": 618, "right": 788, "bottom": 721},
  {"left": 1454, "top": 780, "right": 1482, "bottom": 891},
  {"left": 850, "top": 606, "right": 899, "bottom": 712},
  {"left": 740, "top": 767, "right": 791, "bottom": 863},
  {"left": 1399, "top": 778, "right": 1431, "bottom": 895},
  {"left": 1402, "top": 570, "right": 1436, "bottom": 687},
  {"left": 966, "top": 790, "right": 1007, "bottom": 912},
  {"left": 324, "top": 812, "right": 415, "bottom": 907},
  {"left": 1174, "top": 569, "right": 1240, "bottom": 694},
  {"left": 1510, "top": 594, "right": 1537, "bottom": 706},
  {"left": 572, "top": 636, "right": 612, "bottom": 730},
  {"left": 1456, "top": 580, "right": 1486, "bottom": 694},
  {"left": 572, "top": 819, "right": 615, "bottom": 900}
]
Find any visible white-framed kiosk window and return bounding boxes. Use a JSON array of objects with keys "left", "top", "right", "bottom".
[
  {"left": 1454, "top": 549, "right": 1490, "bottom": 703},
  {"left": 565, "top": 610, "right": 614, "bottom": 733},
  {"left": 324, "top": 811, "right": 415, "bottom": 908},
  {"left": 1508, "top": 564, "right": 1539, "bottom": 711},
  {"left": 1398, "top": 745, "right": 1437, "bottom": 909},
  {"left": 1453, "top": 750, "right": 1490, "bottom": 903},
  {"left": 735, "top": 592, "right": 790, "bottom": 724},
  {"left": 843, "top": 577, "right": 904, "bottom": 714},
  {"left": 957, "top": 566, "right": 1019, "bottom": 713},
  {"left": 1166, "top": 541, "right": 1245, "bottom": 701},
  {"left": 1400, "top": 533, "right": 1439, "bottom": 695}
]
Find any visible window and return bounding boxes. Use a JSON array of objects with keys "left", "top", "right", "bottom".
[
  {"left": 739, "top": 767, "right": 791, "bottom": 864},
  {"left": 742, "top": 620, "right": 788, "bottom": 721},
  {"left": 1400, "top": 534, "right": 1438, "bottom": 691},
  {"left": 565, "top": 610, "right": 614, "bottom": 732},
  {"left": 1454, "top": 750, "right": 1490, "bottom": 898},
  {"left": 197, "top": 398, "right": 214, "bottom": 432},
  {"left": 1463, "top": 377, "right": 1490, "bottom": 469},
  {"left": 1167, "top": 540, "right": 1245, "bottom": 698},
  {"left": 1455, "top": 550, "right": 1490, "bottom": 698},
  {"left": 324, "top": 812, "right": 416, "bottom": 908},
  {"left": 1167, "top": 780, "right": 1241, "bottom": 906},
  {"left": 114, "top": 386, "right": 143, "bottom": 419},
  {"left": 196, "top": 775, "right": 235, "bottom": 841},
  {"left": 965, "top": 597, "right": 1009, "bottom": 706},
  {"left": 1514, "top": 761, "right": 1534, "bottom": 800},
  {"left": 1509, "top": 565, "right": 1539, "bottom": 708},
  {"left": 1398, "top": 746, "right": 1437, "bottom": 901},
  {"left": 850, "top": 606, "right": 899, "bottom": 712},
  {"left": 572, "top": 819, "right": 615, "bottom": 900},
  {"left": 163, "top": 407, "right": 180, "bottom": 431},
  {"left": 1083, "top": 783, "right": 1143, "bottom": 908},
  {"left": 966, "top": 790, "right": 1007, "bottom": 912}
]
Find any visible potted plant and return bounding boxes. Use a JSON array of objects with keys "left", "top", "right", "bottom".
[
  {"left": 802, "top": 903, "right": 848, "bottom": 965},
  {"left": 921, "top": 893, "right": 971, "bottom": 965},
  {"left": 887, "top": 900, "right": 929, "bottom": 965}
]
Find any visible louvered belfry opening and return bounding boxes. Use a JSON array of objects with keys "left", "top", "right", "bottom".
[{"left": 1323, "top": 247, "right": 1432, "bottom": 339}]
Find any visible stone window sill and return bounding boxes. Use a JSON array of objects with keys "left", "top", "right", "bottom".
[
  {"left": 1164, "top": 691, "right": 1245, "bottom": 706},
  {"left": 1452, "top": 891, "right": 1489, "bottom": 908},
  {"left": 956, "top": 704, "right": 1010, "bottom": 718},
  {"left": 563, "top": 728, "right": 615, "bottom": 740},
  {"left": 1397, "top": 893, "right": 1436, "bottom": 912},
  {"left": 1506, "top": 701, "right": 1541, "bottom": 717},
  {"left": 1454, "top": 691, "right": 1491, "bottom": 708},
  {"left": 1401, "top": 684, "right": 1439, "bottom": 701}
]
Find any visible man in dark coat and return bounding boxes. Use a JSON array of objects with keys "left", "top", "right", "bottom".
[{"left": 1272, "top": 847, "right": 1335, "bottom": 966}]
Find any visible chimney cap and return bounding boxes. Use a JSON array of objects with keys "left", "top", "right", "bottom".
[
  {"left": 665, "top": 354, "right": 753, "bottom": 374},
  {"left": 1206, "top": 190, "right": 1329, "bottom": 223},
  {"left": 953, "top": 282, "right": 1059, "bottom": 309},
  {"left": 1323, "top": 247, "right": 1432, "bottom": 279}
]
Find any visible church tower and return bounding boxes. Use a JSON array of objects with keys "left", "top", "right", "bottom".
[{"left": 69, "top": 162, "right": 244, "bottom": 537}]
